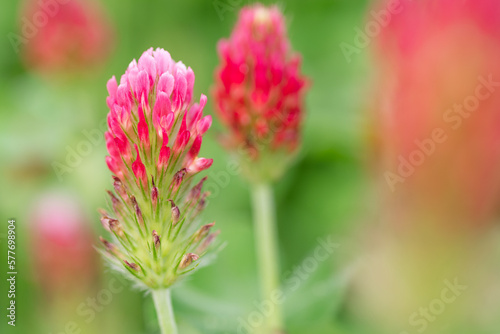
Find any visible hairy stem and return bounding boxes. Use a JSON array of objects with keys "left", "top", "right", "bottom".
[
  {"left": 152, "top": 289, "right": 178, "bottom": 334},
  {"left": 251, "top": 183, "right": 285, "bottom": 333}
]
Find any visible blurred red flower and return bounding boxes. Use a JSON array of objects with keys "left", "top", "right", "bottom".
[
  {"left": 30, "top": 191, "right": 98, "bottom": 298},
  {"left": 20, "top": 0, "right": 114, "bottom": 73},
  {"left": 374, "top": 0, "right": 500, "bottom": 228},
  {"left": 213, "top": 5, "right": 308, "bottom": 155}
]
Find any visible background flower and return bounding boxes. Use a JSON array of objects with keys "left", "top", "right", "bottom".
[
  {"left": 29, "top": 190, "right": 98, "bottom": 298},
  {"left": 212, "top": 4, "right": 308, "bottom": 182},
  {"left": 20, "top": 0, "right": 114, "bottom": 74},
  {"left": 373, "top": 0, "right": 500, "bottom": 228},
  {"left": 350, "top": 1, "right": 500, "bottom": 333}
]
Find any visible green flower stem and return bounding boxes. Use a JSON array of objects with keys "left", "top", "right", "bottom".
[
  {"left": 152, "top": 289, "right": 178, "bottom": 334},
  {"left": 251, "top": 183, "right": 285, "bottom": 333}
]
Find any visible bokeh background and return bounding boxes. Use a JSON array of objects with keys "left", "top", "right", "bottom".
[
  {"left": 4, "top": 0, "right": 500, "bottom": 334},
  {"left": 0, "top": 1, "right": 370, "bottom": 333}
]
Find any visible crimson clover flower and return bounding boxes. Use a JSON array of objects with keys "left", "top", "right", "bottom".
[
  {"left": 213, "top": 4, "right": 309, "bottom": 182},
  {"left": 99, "top": 48, "right": 218, "bottom": 290}
]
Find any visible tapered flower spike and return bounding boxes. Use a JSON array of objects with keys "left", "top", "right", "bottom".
[
  {"left": 212, "top": 5, "right": 308, "bottom": 333},
  {"left": 212, "top": 4, "right": 309, "bottom": 182},
  {"left": 99, "top": 48, "right": 219, "bottom": 292}
]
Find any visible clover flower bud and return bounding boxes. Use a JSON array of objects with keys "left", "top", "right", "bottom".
[
  {"left": 213, "top": 4, "right": 309, "bottom": 182},
  {"left": 179, "top": 253, "right": 199, "bottom": 270},
  {"left": 152, "top": 230, "right": 161, "bottom": 250}
]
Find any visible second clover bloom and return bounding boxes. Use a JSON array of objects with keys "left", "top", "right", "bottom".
[
  {"left": 213, "top": 4, "right": 308, "bottom": 182},
  {"left": 100, "top": 48, "right": 217, "bottom": 289}
]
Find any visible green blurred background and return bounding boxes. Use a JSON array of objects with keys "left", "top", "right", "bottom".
[{"left": 0, "top": 0, "right": 372, "bottom": 333}]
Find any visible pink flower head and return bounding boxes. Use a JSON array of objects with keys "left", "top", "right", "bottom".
[
  {"left": 373, "top": 0, "right": 500, "bottom": 227},
  {"left": 21, "top": 0, "right": 113, "bottom": 73},
  {"left": 101, "top": 48, "right": 217, "bottom": 289},
  {"left": 105, "top": 48, "right": 213, "bottom": 185},
  {"left": 213, "top": 4, "right": 308, "bottom": 181}
]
